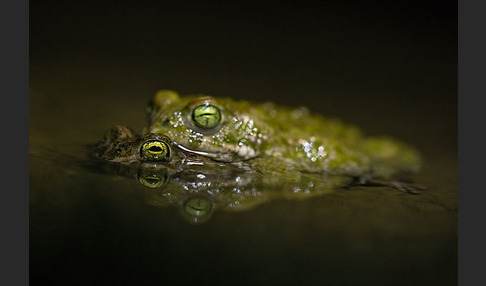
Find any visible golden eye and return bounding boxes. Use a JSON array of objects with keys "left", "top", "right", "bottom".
[
  {"left": 140, "top": 140, "right": 171, "bottom": 162},
  {"left": 192, "top": 104, "right": 221, "bottom": 129}
]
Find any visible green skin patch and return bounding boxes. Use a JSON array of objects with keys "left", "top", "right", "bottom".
[
  {"left": 97, "top": 90, "right": 421, "bottom": 193},
  {"left": 144, "top": 90, "right": 421, "bottom": 180}
]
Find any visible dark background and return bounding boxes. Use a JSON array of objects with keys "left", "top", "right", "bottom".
[
  {"left": 29, "top": 1, "right": 457, "bottom": 285},
  {"left": 30, "top": 0, "right": 457, "bottom": 146}
]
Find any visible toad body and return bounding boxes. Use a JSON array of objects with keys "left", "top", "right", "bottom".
[
  {"left": 93, "top": 90, "right": 423, "bottom": 221},
  {"left": 144, "top": 90, "right": 420, "bottom": 181}
]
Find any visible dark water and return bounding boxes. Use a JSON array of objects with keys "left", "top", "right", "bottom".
[{"left": 30, "top": 2, "right": 457, "bottom": 285}]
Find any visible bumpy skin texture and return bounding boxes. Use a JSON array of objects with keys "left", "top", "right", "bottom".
[
  {"left": 145, "top": 90, "right": 421, "bottom": 179},
  {"left": 94, "top": 91, "right": 423, "bottom": 222}
]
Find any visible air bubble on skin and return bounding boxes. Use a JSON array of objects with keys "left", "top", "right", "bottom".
[
  {"left": 237, "top": 145, "right": 256, "bottom": 158},
  {"left": 172, "top": 112, "right": 184, "bottom": 128},
  {"left": 301, "top": 139, "right": 327, "bottom": 162},
  {"left": 302, "top": 140, "right": 312, "bottom": 153},
  {"left": 234, "top": 121, "right": 243, "bottom": 130}
]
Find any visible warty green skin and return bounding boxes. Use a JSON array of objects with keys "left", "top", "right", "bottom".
[
  {"left": 145, "top": 90, "right": 421, "bottom": 180},
  {"left": 94, "top": 104, "right": 423, "bottom": 223}
]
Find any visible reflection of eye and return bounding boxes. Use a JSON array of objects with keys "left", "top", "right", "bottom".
[
  {"left": 183, "top": 197, "right": 213, "bottom": 218},
  {"left": 140, "top": 140, "right": 171, "bottom": 162},
  {"left": 138, "top": 172, "right": 168, "bottom": 189},
  {"left": 192, "top": 104, "right": 221, "bottom": 129}
]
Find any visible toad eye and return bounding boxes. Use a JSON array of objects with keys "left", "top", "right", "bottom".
[
  {"left": 191, "top": 104, "right": 221, "bottom": 129},
  {"left": 140, "top": 140, "right": 171, "bottom": 162}
]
